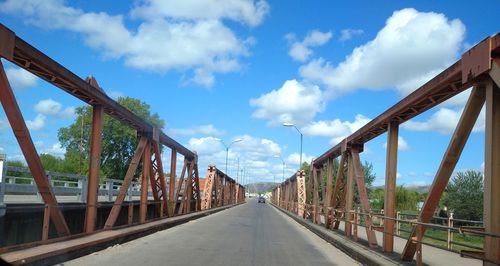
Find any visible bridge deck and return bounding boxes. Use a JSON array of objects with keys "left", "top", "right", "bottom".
[{"left": 64, "top": 199, "right": 357, "bottom": 266}]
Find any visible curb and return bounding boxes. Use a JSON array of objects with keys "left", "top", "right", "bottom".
[
  {"left": 270, "top": 203, "right": 409, "bottom": 266},
  {"left": 2, "top": 202, "right": 245, "bottom": 266}
]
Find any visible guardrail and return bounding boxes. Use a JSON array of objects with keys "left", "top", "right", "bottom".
[
  {"left": 0, "top": 166, "right": 142, "bottom": 204},
  {"left": 274, "top": 199, "right": 499, "bottom": 265}
]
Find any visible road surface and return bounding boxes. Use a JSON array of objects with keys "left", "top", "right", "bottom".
[{"left": 62, "top": 199, "right": 359, "bottom": 266}]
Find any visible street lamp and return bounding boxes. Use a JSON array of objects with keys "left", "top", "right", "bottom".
[
  {"left": 273, "top": 154, "right": 285, "bottom": 182},
  {"left": 283, "top": 122, "right": 303, "bottom": 170},
  {"left": 217, "top": 138, "right": 243, "bottom": 175}
]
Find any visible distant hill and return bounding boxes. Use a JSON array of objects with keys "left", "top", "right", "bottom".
[
  {"left": 246, "top": 182, "right": 279, "bottom": 193},
  {"left": 373, "top": 184, "right": 431, "bottom": 194},
  {"left": 406, "top": 185, "right": 431, "bottom": 193}
]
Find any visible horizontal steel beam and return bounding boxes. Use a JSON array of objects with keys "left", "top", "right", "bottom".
[
  {"left": 0, "top": 24, "right": 194, "bottom": 159},
  {"left": 314, "top": 33, "right": 500, "bottom": 167},
  {"left": 214, "top": 166, "right": 244, "bottom": 188}
]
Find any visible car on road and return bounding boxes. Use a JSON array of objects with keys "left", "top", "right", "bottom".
[{"left": 258, "top": 196, "right": 266, "bottom": 203}]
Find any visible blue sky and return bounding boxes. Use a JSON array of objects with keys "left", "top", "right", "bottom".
[{"left": 0, "top": 0, "right": 498, "bottom": 186}]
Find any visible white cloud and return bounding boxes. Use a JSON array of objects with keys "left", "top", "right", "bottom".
[
  {"left": 42, "top": 142, "right": 66, "bottom": 157},
  {"left": 286, "top": 152, "right": 314, "bottom": 167},
  {"left": 187, "top": 136, "right": 222, "bottom": 156},
  {"left": 33, "top": 99, "right": 75, "bottom": 118},
  {"left": 169, "top": 124, "right": 225, "bottom": 136},
  {"left": 423, "top": 172, "right": 434, "bottom": 177},
  {"left": 301, "top": 114, "right": 371, "bottom": 145},
  {"left": 250, "top": 79, "right": 326, "bottom": 126},
  {"left": 0, "top": 146, "right": 4, "bottom": 151},
  {"left": 131, "top": 0, "right": 269, "bottom": 27},
  {"left": 0, "top": 0, "right": 268, "bottom": 87},
  {"left": 299, "top": 8, "right": 465, "bottom": 97},
  {"left": 383, "top": 136, "right": 410, "bottom": 151},
  {"left": 286, "top": 30, "right": 332, "bottom": 62},
  {"left": 185, "top": 134, "right": 288, "bottom": 182},
  {"left": 402, "top": 106, "right": 485, "bottom": 134},
  {"left": 396, "top": 172, "right": 402, "bottom": 179},
  {"left": 5, "top": 67, "right": 37, "bottom": 90},
  {"left": 26, "top": 114, "right": 46, "bottom": 131},
  {"left": 339, "top": 28, "right": 363, "bottom": 41}
]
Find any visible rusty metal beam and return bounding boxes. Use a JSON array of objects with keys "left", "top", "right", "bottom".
[
  {"left": 104, "top": 137, "right": 148, "bottom": 229},
  {"left": 0, "top": 23, "right": 195, "bottom": 160},
  {"left": 401, "top": 85, "right": 486, "bottom": 260},
  {"left": 324, "top": 158, "right": 334, "bottom": 229},
  {"left": 84, "top": 76, "right": 104, "bottom": 233},
  {"left": 151, "top": 135, "right": 169, "bottom": 217},
  {"left": 351, "top": 148, "right": 378, "bottom": 248},
  {"left": 484, "top": 80, "right": 500, "bottom": 266},
  {"left": 202, "top": 166, "right": 216, "bottom": 210},
  {"left": 331, "top": 153, "right": 347, "bottom": 230},
  {"left": 345, "top": 153, "right": 355, "bottom": 236},
  {"left": 313, "top": 33, "right": 500, "bottom": 167},
  {"left": 383, "top": 120, "right": 399, "bottom": 252},
  {"left": 169, "top": 149, "right": 177, "bottom": 213},
  {"left": 140, "top": 141, "right": 151, "bottom": 224},
  {"left": 0, "top": 61, "right": 70, "bottom": 237}
]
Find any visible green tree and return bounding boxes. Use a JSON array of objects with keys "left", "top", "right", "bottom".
[
  {"left": 370, "top": 187, "right": 385, "bottom": 210},
  {"left": 442, "top": 170, "right": 483, "bottom": 221},
  {"left": 370, "top": 185, "right": 424, "bottom": 211},
  {"left": 58, "top": 97, "right": 165, "bottom": 179},
  {"left": 39, "top": 153, "right": 64, "bottom": 172},
  {"left": 395, "top": 186, "right": 421, "bottom": 211}
]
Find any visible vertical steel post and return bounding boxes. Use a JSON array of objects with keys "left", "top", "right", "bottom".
[
  {"left": 384, "top": 120, "right": 399, "bottom": 252},
  {"left": 42, "top": 204, "right": 51, "bottom": 241},
  {"left": 169, "top": 149, "right": 177, "bottom": 213},
  {"left": 325, "top": 158, "right": 334, "bottom": 229},
  {"left": 140, "top": 141, "right": 151, "bottom": 224},
  {"left": 345, "top": 153, "right": 354, "bottom": 236},
  {"left": 84, "top": 78, "right": 103, "bottom": 233},
  {"left": 484, "top": 80, "right": 500, "bottom": 266}
]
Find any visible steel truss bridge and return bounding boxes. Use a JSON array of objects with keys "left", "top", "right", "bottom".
[{"left": 0, "top": 23, "right": 499, "bottom": 265}]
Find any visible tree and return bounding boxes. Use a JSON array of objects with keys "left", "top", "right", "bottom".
[
  {"left": 442, "top": 170, "right": 483, "bottom": 221},
  {"left": 370, "top": 185, "right": 424, "bottom": 211},
  {"left": 58, "top": 97, "right": 165, "bottom": 179},
  {"left": 39, "top": 153, "right": 64, "bottom": 172}
]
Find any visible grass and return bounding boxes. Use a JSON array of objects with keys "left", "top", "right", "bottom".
[{"left": 398, "top": 223, "right": 483, "bottom": 252}]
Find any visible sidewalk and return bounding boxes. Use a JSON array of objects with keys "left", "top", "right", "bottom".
[
  {"left": 335, "top": 220, "right": 480, "bottom": 266},
  {"left": 272, "top": 204, "right": 481, "bottom": 266}
]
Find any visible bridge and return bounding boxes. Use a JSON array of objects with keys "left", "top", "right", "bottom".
[{"left": 0, "top": 23, "right": 499, "bottom": 266}]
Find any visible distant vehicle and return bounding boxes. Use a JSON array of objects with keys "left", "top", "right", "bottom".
[{"left": 258, "top": 196, "right": 266, "bottom": 203}]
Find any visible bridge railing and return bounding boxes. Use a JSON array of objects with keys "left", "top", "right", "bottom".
[
  {"left": 0, "top": 166, "right": 142, "bottom": 204},
  {"left": 271, "top": 196, "right": 499, "bottom": 264}
]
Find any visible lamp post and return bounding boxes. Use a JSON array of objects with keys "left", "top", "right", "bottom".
[
  {"left": 273, "top": 154, "right": 286, "bottom": 182},
  {"left": 236, "top": 157, "right": 240, "bottom": 183},
  {"left": 283, "top": 122, "right": 303, "bottom": 170},
  {"left": 217, "top": 138, "right": 243, "bottom": 175}
]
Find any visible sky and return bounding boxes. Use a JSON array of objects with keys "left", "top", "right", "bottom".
[{"left": 0, "top": 0, "right": 498, "bottom": 186}]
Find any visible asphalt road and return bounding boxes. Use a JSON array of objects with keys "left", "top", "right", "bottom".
[{"left": 62, "top": 199, "right": 359, "bottom": 266}]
